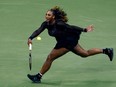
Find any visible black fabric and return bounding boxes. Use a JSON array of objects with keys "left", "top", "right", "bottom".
[{"left": 29, "top": 20, "right": 85, "bottom": 50}]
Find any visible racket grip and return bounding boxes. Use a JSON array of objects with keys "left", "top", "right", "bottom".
[{"left": 29, "top": 44, "right": 32, "bottom": 50}]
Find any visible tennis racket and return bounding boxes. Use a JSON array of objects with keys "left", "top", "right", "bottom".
[{"left": 29, "top": 44, "right": 32, "bottom": 70}]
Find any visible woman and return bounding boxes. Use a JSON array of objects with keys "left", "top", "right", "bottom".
[{"left": 27, "top": 6, "right": 113, "bottom": 83}]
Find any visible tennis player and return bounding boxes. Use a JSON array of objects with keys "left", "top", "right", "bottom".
[{"left": 27, "top": 6, "right": 113, "bottom": 83}]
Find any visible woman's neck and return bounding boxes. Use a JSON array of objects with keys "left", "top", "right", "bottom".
[{"left": 49, "top": 20, "right": 55, "bottom": 25}]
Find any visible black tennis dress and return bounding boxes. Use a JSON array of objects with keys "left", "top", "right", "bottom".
[{"left": 29, "top": 19, "right": 87, "bottom": 51}]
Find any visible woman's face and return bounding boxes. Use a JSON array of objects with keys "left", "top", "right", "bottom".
[{"left": 45, "top": 10, "right": 55, "bottom": 22}]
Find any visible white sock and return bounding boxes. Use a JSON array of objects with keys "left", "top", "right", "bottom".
[{"left": 39, "top": 73, "right": 43, "bottom": 76}]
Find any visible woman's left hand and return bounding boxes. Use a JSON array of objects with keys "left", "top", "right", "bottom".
[{"left": 86, "top": 25, "right": 94, "bottom": 32}]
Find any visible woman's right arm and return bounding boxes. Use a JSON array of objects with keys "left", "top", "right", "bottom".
[{"left": 27, "top": 21, "right": 47, "bottom": 45}]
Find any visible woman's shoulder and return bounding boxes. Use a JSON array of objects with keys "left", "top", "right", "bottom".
[
  {"left": 55, "top": 19, "right": 71, "bottom": 28},
  {"left": 56, "top": 19, "right": 64, "bottom": 22},
  {"left": 56, "top": 19, "right": 66, "bottom": 25}
]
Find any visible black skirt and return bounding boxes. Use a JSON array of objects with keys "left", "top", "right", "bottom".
[{"left": 54, "top": 34, "right": 80, "bottom": 51}]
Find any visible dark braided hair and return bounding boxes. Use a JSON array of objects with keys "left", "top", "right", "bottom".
[{"left": 50, "top": 6, "right": 68, "bottom": 22}]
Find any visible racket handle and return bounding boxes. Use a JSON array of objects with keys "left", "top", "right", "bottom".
[{"left": 29, "top": 44, "right": 32, "bottom": 50}]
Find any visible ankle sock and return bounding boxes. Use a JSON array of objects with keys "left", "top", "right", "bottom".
[{"left": 37, "top": 73, "right": 42, "bottom": 77}]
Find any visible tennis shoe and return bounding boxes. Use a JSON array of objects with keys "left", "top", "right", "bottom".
[
  {"left": 27, "top": 73, "right": 42, "bottom": 83},
  {"left": 105, "top": 48, "right": 114, "bottom": 61}
]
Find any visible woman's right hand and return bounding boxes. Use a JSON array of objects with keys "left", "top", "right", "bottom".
[{"left": 27, "top": 39, "right": 32, "bottom": 45}]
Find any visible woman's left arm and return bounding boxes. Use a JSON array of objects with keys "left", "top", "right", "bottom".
[
  {"left": 56, "top": 20, "right": 84, "bottom": 32},
  {"left": 56, "top": 20, "right": 94, "bottom": 32}
]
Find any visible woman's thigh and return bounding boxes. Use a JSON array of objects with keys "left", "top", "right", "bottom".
[
  {"left": 71, "top": 44, "right": 88, "bottom": 57},
  {"left": 48, "top": 48, "right": 69, "bottom": 60}
]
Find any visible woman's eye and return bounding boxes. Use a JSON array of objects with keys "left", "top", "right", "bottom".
[{"left": 48, "top": 14, "right": 51, "bottom": 16}]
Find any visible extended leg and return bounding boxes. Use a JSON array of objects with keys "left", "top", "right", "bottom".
[
  {"left": 72, "top": 44, "right": 113, "bottom": 60},
  {"left": 40, "top": 48, "right": 69, "bottom": 75},
  {"left": 72, "top": 44, "right": 103, "bottom": 57},
  {"left": 27, "top": 48, "right": 69, "bottom": 83}
]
